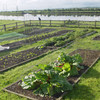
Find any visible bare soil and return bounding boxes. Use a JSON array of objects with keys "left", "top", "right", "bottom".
[
  {"left": 20, "top": 28, "right": 56, "bottom": 36},
  {"left": 93, "top": 35, "right": 100, "bottom": 40},
  {"left": 0, "top": 46, "right": 57, "bottom": 72}
]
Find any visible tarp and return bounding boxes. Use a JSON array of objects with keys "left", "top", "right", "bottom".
[{"left": 0, "top": 45, "right": 9, "bottom": 51}]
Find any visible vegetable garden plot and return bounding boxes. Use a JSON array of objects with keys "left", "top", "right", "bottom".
[
  {"left": 0, "top": 46, "right": 58, "bottom": 72},
  {"left": 0, "top": 32, "right": 27, "bottom": 42},
  {"left": 20, "top": 28, "right": 39, "bottom": 34},
  {"left": 2, "top": 30, "right": 71, "bottom": 49},
  {"left": 81, "top": 31, "right": 97, "bottom": 38},
  {"left": 3, "top": 49, "right": 100, "bottom": 100},
  {"left": 21, "top": 28, "right": 56, "bottom": 36},
  {"left": 93, "top": 35, "right": 100, "bottom": 40},
  {"left": 0, "top": 30, "right": 97, "bottom": 72}
]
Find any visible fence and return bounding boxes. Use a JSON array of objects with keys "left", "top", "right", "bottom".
[{"left": 0, "top": 20, "right": 100, "bottom": 31}]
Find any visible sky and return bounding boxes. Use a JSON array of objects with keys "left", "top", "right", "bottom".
[{"left": 0, "top": 0, "right": 100, "bottom": 11}]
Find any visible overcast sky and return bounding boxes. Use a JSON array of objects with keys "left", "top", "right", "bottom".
[{"left": 0, "top": 0, "right": 100, "bottom": 11}]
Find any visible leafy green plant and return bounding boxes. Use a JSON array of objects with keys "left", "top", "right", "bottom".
[
  {"left": 52, "top": 52, "right": 84, "bottom": 76},
  {"left": 54, "top": 40, "right": 66, "bottom": 47},
  {"left": 44, "top": 40, "right": 55, "bottom": 46},
  {"left": 19, "top": 52, "right": 83, "bottom": 97},
  {"left": 19, "top": 64, "right": 72, "bottom": 96},
  {"left": 38, "top": 45, "right": 46, "bottom": 50}
]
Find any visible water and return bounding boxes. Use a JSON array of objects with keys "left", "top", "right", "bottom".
[{"left": 0, "top": 14, "right": 100, "bottom": 21}]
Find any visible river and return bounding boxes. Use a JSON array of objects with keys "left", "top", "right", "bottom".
[{"left": 0, "top": 14, "right": 100, "bottom": 21}]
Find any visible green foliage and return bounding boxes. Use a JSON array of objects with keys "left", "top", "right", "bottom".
[
  {"left": 44, "top": 40, "right": 55, "bottom": 46},
  {"left": 38, "top": 45, "right": 46, "bottom": 50},
  {"left": 20, "top": 64, "right": 73, "bottom": 96},
  {"left": 54, "top": 40, "right": 66, "bottom": 47},
  {"left": 54, "top": 52, "right": 84, "bottom": 76},
  {"left": 20, "top": 52, "right": 83, "bottom": 97},
  {"left": 52, "top": 36, "right": 65, "bottom": 41}
]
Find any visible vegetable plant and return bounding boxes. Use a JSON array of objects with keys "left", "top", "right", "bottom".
[
  {"left": 19, "top": 64, "right": 72, "bottom": 97},
  {"left": 52, "top": 52, "right": 84, "bottom": 76},
  {"left": 19, "top": 52, "right": 83, "bottom": 97}
]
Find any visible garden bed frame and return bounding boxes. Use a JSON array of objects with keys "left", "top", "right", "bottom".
[{"left": 3, "top": 49, "right": 100, "bottom": 100}]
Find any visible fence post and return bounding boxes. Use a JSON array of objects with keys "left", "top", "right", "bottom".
[
  {"left": 64, "top": 20, "right": 65, "bottom": 27},
  {"left": 4, "top": 24, "right": 6, "bottom": 31},
  {"left": 16, "top": 22, "right": 18, "bottom": 29},
  {"left": 50, "top": 20, "right": 51, "bottom": 27},
  {"left": 95, "top": 21, "right": 96, "bottom": 28}
]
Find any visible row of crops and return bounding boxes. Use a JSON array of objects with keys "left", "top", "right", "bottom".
[{"left": 0, "top": 27, "right": 97, "bottom": 72}]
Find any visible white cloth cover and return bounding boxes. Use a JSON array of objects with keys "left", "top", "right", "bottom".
[{"left": 0, "top": 45, "right": 9, "bottom": 51}]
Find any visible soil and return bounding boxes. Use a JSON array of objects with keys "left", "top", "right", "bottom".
[
  {"left": 2, "top": 30, "right": 70, "bottom": 49},
  {"left": 20, "top": 28, "right": 56, "bottom": 36},
  {"left": 0, "top": 29, "right": 72, "bottom": 72},
  {"left": 0, "top": 46, "right": 57, "bottom": 72},
  {"left": 93, "top": 35, "right": 100, "bottom": 40},
  {"left": 4, "top": 49, "right": 100, "bottom": 100},
  {"left": 69, "top": 49, "right": 100, "bottom": 67}
]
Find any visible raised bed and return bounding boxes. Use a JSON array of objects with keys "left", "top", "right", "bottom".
[
  {"left": 0, "top": 46, "right": 57, "bottom": 72},
  {"left": 81, "top": 31, "right": 97, "bottom": 38},
  {"left": 2, "top": 30, "right": 70, "bottom": 49},
  {"left": 93, "top": 35, "right": 100, "bottom": 40},
  {"left": 21, "top": 28, "right": 56, "bottom": 36},
  {"left": 20, "top": 28, "right": 39, "bottom": 35},
  {"left": 3, "top": 49, "right": 100, "bottom": 100}
]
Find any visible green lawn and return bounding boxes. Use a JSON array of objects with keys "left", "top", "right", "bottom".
[{"left": 0, "top": 26, "right": 100, "bottom": 100}]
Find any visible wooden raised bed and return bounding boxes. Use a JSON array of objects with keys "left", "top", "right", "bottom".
[{"left": 3, "top": 49, "right": 100, "bottom": 100}]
